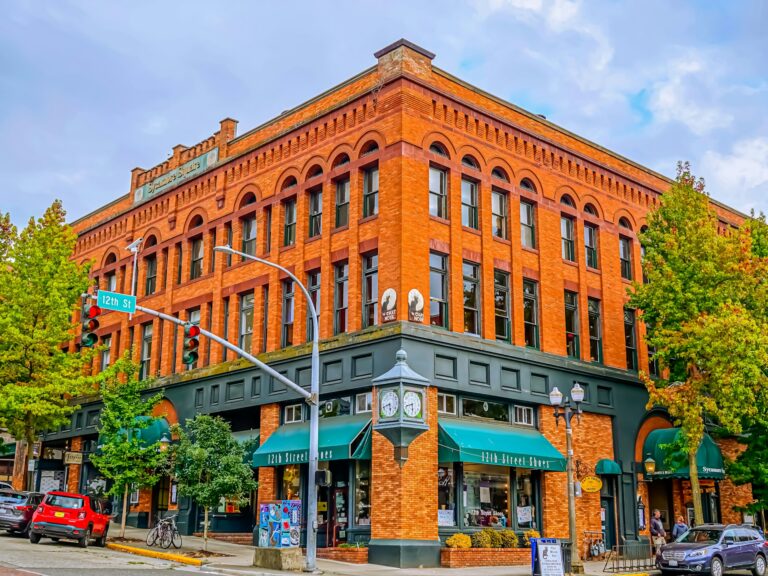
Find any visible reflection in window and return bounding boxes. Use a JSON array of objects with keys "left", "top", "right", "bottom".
[
  {"left": 462, "top": 398, "right": 508, "bottom": 422},
  {"left": 463, "top": 463, "right": 510, "bottom": 528},
  {"left": 355, "top": 461, "right": 371, "bottom": 526},
  {"left": 515, "top": 469, "right": 537, "bottom": 529},
  {"left": 281, "top": 464, "right": 301, "bottom": 501},
  {"left": 438, "top": 464, "right": 456, "bottom": 527}
]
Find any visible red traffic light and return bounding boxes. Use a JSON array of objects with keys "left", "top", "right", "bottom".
[
  {"left": 87, "top": 305, "right": 102, "bottom": 319},
  {"left": 81, "top": 299, "right": 101, "bottom": 348},
  {"left": 183, "top": 322, "right": 200, "bottom": 365},
  {"left": 185, "top": 324, "right": 201, "bottom": 338}
]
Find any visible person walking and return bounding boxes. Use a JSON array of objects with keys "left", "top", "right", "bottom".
[
  {"left": 650, "top": 509, "right": 667, "bottom": 552},
  {"left": 671, "top": 516, "right": 689, "bottom": 540}
]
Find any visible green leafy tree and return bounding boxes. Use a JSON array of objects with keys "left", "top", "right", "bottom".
[
  {"left": 90, "top": 355, "right": 168, "bottom": 538},
  {"left": 630, "top": 162, "right": 768, "bottom": 525},
  {"left": 171, "top": 415, "right": 257, "bottom": 550},
  {"left": 0, "top": 201, "right": 94, "bottom": 489},
  {"left": 727, "top": 422, "right": 768, "bottom": 528}
]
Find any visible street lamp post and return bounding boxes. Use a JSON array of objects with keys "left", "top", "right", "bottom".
[
  {"left": 214, "top": 244, "right": 320, "bottom": 573},
  {"left": 549, "top": 382, "right": 585, "bottom": 575}
]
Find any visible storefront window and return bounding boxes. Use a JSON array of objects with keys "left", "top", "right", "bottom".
[
  {"left": 463, "top": 463, "right": 510, "bottom": 528},
  {"left": 354, "top": 461, "right": 371, "bottom": 526},
  {"left": 281, "top": 464, "right": 301, "bottom": 501},
  {"left": 462, "top": 398, "right": 508, "bottom": 422},
  {"left": 515, "top": 469, "right": 537, "bottom": 529},
  {"left": 438, "top": 464, "right": 456, "bottom": 527}
]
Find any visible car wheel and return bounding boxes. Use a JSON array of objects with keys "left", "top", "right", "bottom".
[
  {"left": 29, "top": 532, "right": 41, "bottom": 544},
  {"left": 78, "top": 528, "right": 91, "bottom": 549},
  {"left": 711, "top": 556, "right": 724, "bottom": 576},
  {"left": 753, "top": 554, "right": 767, "bottom": 576},
  {"left": 95, "top": 527, "right": 108, "bottom": 548}
]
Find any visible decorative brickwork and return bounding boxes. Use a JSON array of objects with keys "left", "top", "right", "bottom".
[{"left": 440, "top": 547, "right": 530, "bottom": 567}]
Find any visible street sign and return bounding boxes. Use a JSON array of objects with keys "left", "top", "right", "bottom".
[{"left": 97, "top": 290, "right": 137, "bottom": 314}]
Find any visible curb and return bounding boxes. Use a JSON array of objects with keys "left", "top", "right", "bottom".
[{"left": 106, "top": 542, "right": 204, "bottom": 566}]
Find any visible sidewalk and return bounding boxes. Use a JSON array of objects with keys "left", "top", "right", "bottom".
[{"left": 111, "top": 523, "right": 635, "bottom": 576}]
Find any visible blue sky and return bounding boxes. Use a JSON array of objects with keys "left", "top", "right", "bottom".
[{"left": 1, "top": 0, "right": 766, "bottom": 226}]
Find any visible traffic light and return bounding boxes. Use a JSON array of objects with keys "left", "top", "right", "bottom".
[
  {"left": 81, "top": 297, "right": 101, "bottom": 348},
  {"left": 182, "top": 322, "right": 200, "bottom": 365}
]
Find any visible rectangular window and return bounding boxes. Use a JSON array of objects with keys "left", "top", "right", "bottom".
[
  {"left": 523, "top": 279, "right": 539, "bottom": 348},
  {"left": 362, "top": 166, "right": 379, "bottom": 217},
  {"left": 520, "top": 201, "right": 536, "bottom": 249},
  {"left": 225, "top": 223, "right": 233, "bottom": 266},
  {"left": 355, "top": 460, "right": 371, "bottom": 526},
  {"left": 514, "top": 405, "right": 534, "bottom": 426},
  {"left": 355, "top": 392, "right": 372, "bottom": 414},
  {"left": 222, "top": 297, "right": 230, "bottom": 361},
  {"left": 106, "top": 271, "right": 117, "bottom": 292},
  {"left": 140, "top": 322, "right": 152, "bottom": 380},
  {"left": 564, "top": 291, "right": 579, "bottom": 358},
  {"left": 429, "top": 166, "right": 448, "bottom": 219},
  {"left": 494, "top": 269, "right": 510, "bottom": 342},
  {"left": 261, "top": 285, "right": 269, "bottom": 353},
  {"left": 648, "top": 344, "right": 659, "bottom": 378},
  {"left": 584, "top": 224, "right": 599, "bottom": 269},
  {"left": 169, "top": 319, "right": 177, "bottom": 374},
  {"left": 491, "top": 189, "right": 508, "bottom": 239},
  {"left": 625, "top": 308, "right": 637, "bottom": 371},
  {"left": 241, "top": 216, "right": 257, "bottom": 256},
  {"left": 175, "top": 243, "right": 183, "bottom": 285},
  {"left": 334, "top": 261, "right": 349, "bottom": 335},
  {"left": 144, "top": 256, "right": 157, "bottom": 296},
  {"left": 100, "top": 335, "right": 111, "bottom": 371},
  {"left": 186, "top": 308, "right": 201, "bottom": 369},
  {"left": 190, "top": 237, "right": 204, "bottom": 280},
  {"left": 283, "top": 199, "right": 296, "bottom": 247},
  {"left": 437, "top": 464, "right": 456, "bottom": 527},
  {"left": 429, "top": 252, "right": 449, "bottom": 329},
  {"left": 437, "top": 393, "right": 456, "bottom": 415},
  {"left": 588, "top": 298, "right": 602, "bottom": 363},
  {"left": 209, "top": 228, "right": 216, "bottom": 274},
  {"left": 306, "top": 270, "right": 320, "bottom": 341},
  {"left": 641, "top": 244, "right": 649, "bottom": 284},
  {"left": 335, "top": 177, "right": 350, "bottom": 228},
  {"left": 284, "top": 404, "right": 303, "bottom": 424},
  {"left": 463, "top": 261, "right": 480, "bottom": 335},
  {"left": 264, "top": 206, "right": 272, "bottom": 253},
  {"left": 461, "top": 178, "right": 479, "bottom": 229},
  {"left": 561, "top": 216, "right": 575, "bottom": 262},
  {"left": 239, "top": 292, "right": 254, "bottom": 353},
  {"left": 362, "top": 253, "right": 378, "bottom": 328},
  {"left": 619, "top": 236, "right": 633, "bottom": 280},
  {"left": 281, "top": 280, "right": 294, "bottom": 347},
  {"left": 463, "top": 463, "right": 510, "bottom": 528},
  {"left": 308, "top": 188, "right": 322, "bottom": 238},
  {"left": 462, "top": 398, "right": 508, "bottom": 422}
]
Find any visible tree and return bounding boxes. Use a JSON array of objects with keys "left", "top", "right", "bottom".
[
  {"left": 726, "top": 422, "right": 768, "bottom": 528},
  {"left": 171, "top": 415, "right": 257, "bottom": 550},
  {"left": 0, "top": 201, "right": 94, "bottom": 489},
  {"left": 630, "top": 162, "right": 768, "bottom": 525},
  {"left": 89, "top": 355, "right": 168, "bottom": 538}
]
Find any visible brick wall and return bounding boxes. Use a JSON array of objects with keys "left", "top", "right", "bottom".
[
  {"left": 440, "top": 547, "right": 530, "bottom": 567},
  {"left": 66, "top": 436, "right": 83, "bottom": 493},
  {"left": 256, "top": 403, "right": 280, "bottom": 508}
]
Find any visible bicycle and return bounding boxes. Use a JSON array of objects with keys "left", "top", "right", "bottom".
[{"left": 146, "top": 514, "right": 182, "bottom": 549}]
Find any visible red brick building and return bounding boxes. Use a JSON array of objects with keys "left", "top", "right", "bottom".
[{"left": 22, "top": 40, "right": 752, "bottom": 567}]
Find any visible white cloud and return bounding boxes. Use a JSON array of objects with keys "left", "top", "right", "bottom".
[{"left": 701, "top": 138, "right": 768, "bottom": 213}]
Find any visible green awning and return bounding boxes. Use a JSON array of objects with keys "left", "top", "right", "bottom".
[
  {"left": 0, "top": 442, "right": 16, "bottom": 458},
  {"left": 438, "top": 418, "right": 566, "bottom": 472},
  {"left": 108, "top": 416, "right": 171, "bottom": 449},
  {"left": 643, "top": 428, "right": 725, "bottom": 480},
  {"left": 596, "top": 458, "right": 622, "bottom": 475},
  {"left": 253, "top": 415, "right": 371, "bottom": 467}
]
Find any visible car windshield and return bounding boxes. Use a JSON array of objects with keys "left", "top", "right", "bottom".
[
  {"left": 676, "top": 529, "right": 722, "bottom": 544},
  {"left": 0, "top": 491, "right": 25, "bottom": 504},
  {"left": 45, "top": 494, "right": 84, "bottom": 509}
]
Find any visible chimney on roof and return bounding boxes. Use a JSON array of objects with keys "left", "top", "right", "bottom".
[{"left": 374, "top": 38, "right": 435, "bottom": 82}]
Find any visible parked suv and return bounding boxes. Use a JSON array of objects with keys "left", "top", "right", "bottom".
[
  {"left": 29, "top": 491, "right": 110, "bottom": 548},
  {"left": 0, "top": 490, "right": 44, "bottom": 536},
  {"left": 656, "top": 524, "right": 766, "bottom": 576}
]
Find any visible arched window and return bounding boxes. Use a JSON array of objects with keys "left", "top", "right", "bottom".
[
  {"left": 105, "top": 252, "right": 117, "bottom": 265},
  {"left": 461, "top": 155, "right": 480, "bottom": 170},
  {"left": 360, "top": 141, "right": 379, "bottom": 157},
  {"left": 584, "top": 203, "right": 598, "bottom": 216},
  {"left": 306, "top": 165, "right": 323, "bottom": 180},
  {"left": 281, "top": 176, "right": 298, "bottom": 191},
  {"left": 189, "top": 215, "right": 204, "bottom": 230},
  {"left": 239, "top": 193, "right": 257, "bottom": 208},
  {"left": 560, "top": 194, "right": 575, "bottom": 208},
  {"left": 619, "top": 217, "right": 633, "bottom": 231},
  {"left": 144, "top": 235, "right": 158, "bottom": 248},
  {"left": 429, "top": 142, "right": 449, "bottom": 158},
  {"left": 491, "top": 167, "right": 510, "bottom": 182},
  {"left": 332, "top": 153, "right": 350, "bottom": 169},
  {"left": 520, "top": 178, "right": 537, "bottom": 193}
]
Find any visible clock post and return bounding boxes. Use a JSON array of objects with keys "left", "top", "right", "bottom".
[{"left": 372, "top": 349, "right": 429, "bottom": 466}]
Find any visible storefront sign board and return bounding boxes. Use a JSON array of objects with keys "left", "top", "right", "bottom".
[
  {"left": 532, "top": 538, "right": 565, "bottom": 576},
  {"left": 133, "top": 148, "right": 219, "bottom": 203},
  {"left": 437, "top": 509, "right": 455, "bottom": 526},
  {"left": 381, "top": 288, "right": 397, "bottom": 322},
  {"left": 63, "top": 451, "right": 83, "bottom": 465},
  {"left": 581, "top": 475, "right": 602, "bottom": 493}
]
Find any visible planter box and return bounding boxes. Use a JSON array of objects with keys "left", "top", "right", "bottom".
[
  {"left": 317, "top": 547, "right": 369, "bottom": 564},
  {"left": 441, "top": 547, "right": 530, "bottom": 568}
]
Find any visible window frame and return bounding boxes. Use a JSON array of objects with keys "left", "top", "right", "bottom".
[
  {"left": 306, "top": 270, "right": 321, "bottom": 341},
  {"left": 584, "top": 223, "right": 599, "bottom": 269},
  {"left": 362, "top": 165, "right": 379, "bottom": 218},
  {"left": 308, "top": 187, "right": 322, "bottom": 238},
  {"left": 561, "top": 215, "right": 576, "bottom": 262},
  {"left": 523, "top": 279, "right": 539, "bottom": 349},
  {"left": 239, "top": 292, "right": 255, "bottom": 353},
  {"left": 429, "top": 252, "right": 449, "bottom": 329},
  {"left": 462, "top": 261, "right": 481, "bottom": 335},
  {"left": 429, "top": 165, "right": 448, "bottom": 219},
  {"left": 437, "top": 392, "right": 457, "bottom": 415},
  {"left": 190, "top": 236, "right": 204, "bottom": 280},
  {"left": 588, "top": 298, "right": 603, "bottom": 363},
  {"left": 241, "top": 215, "right": 257, "bottom": 256},
  {"left": 284, "top": 404, "right": 303, "bottom": 424},
  {"left": 355, "top": 392, "right": 372, "bottom": 414},
  {"left": 624, "top": 308, "right": 638, "bottom": 371},
  {"left": 564, "top": 291, "right": 580, "bottom": 358},
  {"left": 283, "top": 198, "right": 296, "bottom": 247},
  {"left": 335, "top": 177, "right": 350, "bottom": 228},
  {"left": 281, "top": 280, "right": 294, "bottom": 348},
  {"left": 619, "top": 235, "right": 633, "bottom": 280},
  {"left": 362, "top": 252, "right": 379, "bottom": 328},
  {"left": 513, "top": 405, "right": 535, "bottom": 426},
  {"left": 144, "top": 254, "right": 157, "bottom": 296},
  {"left": 140, "top": 322, "right": 153, "bottom": 380},
  {"left": 491, "top": 188, "right": 508, "bottom": 240},
  {"left": 520, "top": 201, "right": 537, "bottom": 249},
  {"left": 100, "top": 335, "right": 111, "bottom": 371},
  {"left": 494, "top": 269, "right": 511, "bottom": 342},
  {"left": 333, "top": 261, "right": 349, "bottom": 335},
  {"left": 461, "top": 177, "right": 479, "bottom": 230}
]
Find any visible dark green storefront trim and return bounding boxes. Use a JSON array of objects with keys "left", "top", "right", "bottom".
[
  {"left": 596, "top": 458, "right": 622, "bottom": 475},
  {"left": 252, "top": 414, "right": 371, "bottom": 467},
  {"left": 438, "top": 418, "right": 566, "bottom": 471},
  {"left": 0, "top": 442, "right": 15, "bottom": 457},
  {"left": 643, "top": 428, "right": 725, "bottom": 480}
]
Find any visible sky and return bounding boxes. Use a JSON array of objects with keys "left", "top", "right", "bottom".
[{"left": 1, "top": 0, "right": 766, "bottom": 227}]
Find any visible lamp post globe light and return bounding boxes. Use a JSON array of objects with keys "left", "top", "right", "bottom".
[
  {"left": 214, "top": 244, "right": 321, "bottom": 573},
  {"left": 549, "top": 382, "right": 585, "bottom": 574}
]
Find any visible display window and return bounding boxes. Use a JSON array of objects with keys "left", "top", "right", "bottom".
[
  {"left": 281, "top": 464, "right": 302, "bottom": 501},
  {"left": 354, "top": 460, "right": 371, "bottom": 526},
  {"left": 438, "top": 464, "right": 457, "bottom": 526},
  {"left": 463, "top": 463, "right": 510, "bottom": 528}
]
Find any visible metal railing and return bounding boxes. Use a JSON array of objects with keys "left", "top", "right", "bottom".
[
  {"left": 603, "top": 539, "right": 655, "bottom": 573},
  {"left": 561, "top": 540, "right": 573, "bottom": 573}
]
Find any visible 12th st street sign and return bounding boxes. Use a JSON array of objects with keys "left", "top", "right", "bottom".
[{"left": 97, "top": 290, "right": 136, "bottom": 314}]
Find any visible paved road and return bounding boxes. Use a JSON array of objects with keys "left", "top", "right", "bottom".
[{"left": 0, "top": 532, "right": 226, "bottom": 576}]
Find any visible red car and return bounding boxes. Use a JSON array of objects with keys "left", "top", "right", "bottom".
[{"left": 29, "top": 491, "right": 110, "bottom": 548}]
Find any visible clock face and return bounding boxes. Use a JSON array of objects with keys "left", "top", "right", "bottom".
[
  {"left": 403, "top": 390, "right": 422, "bottom": 418},
  {"left": 380, "top": 389, "right": 399, "bottom": 418}
]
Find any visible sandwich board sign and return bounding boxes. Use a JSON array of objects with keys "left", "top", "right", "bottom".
[{"left": 532, "top": 538, "right": 565, "bottom": 576}]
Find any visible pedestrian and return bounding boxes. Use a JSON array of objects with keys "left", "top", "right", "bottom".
[
  {"left": 650, "top": 509, "right": 667, "bottom": 551},
  {"left": 671, "top": 515, "right": 689, "bottom": 540}
]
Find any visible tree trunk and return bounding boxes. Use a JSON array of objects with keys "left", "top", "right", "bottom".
[
  {"left": 120, "top": 485, "right": 128, "bottom": 538},
  {"left": 23, "top": 437, "right": 34, "bottom": 492},
  {"left": 689, "top": 450, "right": 704, "bottom": 526},
  {"left": 203, "top": 507, "right": 209, "bottom": 552}
]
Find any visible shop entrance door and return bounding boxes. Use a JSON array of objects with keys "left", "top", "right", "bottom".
[
  {"left": 648, "top": 480, "right": 673, "bottom": 533},
  {"left": 601, "top": 496, "right": 617, "bottom": 550},
  {"left": 317, "top": 461, "right": 348, "bottom": 547}
]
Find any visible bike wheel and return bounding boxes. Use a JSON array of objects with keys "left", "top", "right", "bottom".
[
  {"left": 146, "top": 527, "right": 159, "bottom": 547},
  {"left": 171, "top": 528, "right": 182, "bottom": 549},
  {"left": 160, "top": 528, "right": 173, "bottom": 549}
]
